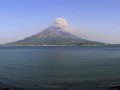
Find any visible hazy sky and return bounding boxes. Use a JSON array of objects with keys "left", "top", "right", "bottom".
[{"left": 0, "top": 0, "right": 120, "bottom": 44}]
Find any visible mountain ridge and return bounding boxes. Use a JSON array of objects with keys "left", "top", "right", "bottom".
[{"left": 3, "top": 26, "right": 105, "bottom": 46}]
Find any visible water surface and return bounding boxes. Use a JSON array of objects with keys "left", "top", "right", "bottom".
[{"left": 0, "top": 46, "right": 120, "bottom": 89}]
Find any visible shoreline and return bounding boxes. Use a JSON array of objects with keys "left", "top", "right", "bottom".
[
  {"left": 1, "top": 79, "right": 120, "bottom": 90},
  {"left": 0, "top": 45, "right": 107, "bottom": 47}
]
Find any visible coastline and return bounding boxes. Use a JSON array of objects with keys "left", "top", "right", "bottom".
[
  {"left": 1, "top": 79, "right": 120, "bottom": 90},
  {"left": 0, "top": 44, "right": 106, "bottom": 47}
]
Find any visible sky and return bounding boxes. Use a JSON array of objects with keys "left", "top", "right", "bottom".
[{"left": 0, "top": 0, "right": 120, "bottom": 44}]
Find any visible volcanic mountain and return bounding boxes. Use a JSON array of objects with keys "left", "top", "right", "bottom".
[{"left": 4, "top": 18, "right": 104, "bottom": 46}]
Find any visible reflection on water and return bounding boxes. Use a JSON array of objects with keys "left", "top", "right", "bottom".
[{"left": 0, "top": 46, "right": 119, "bottom": 88}]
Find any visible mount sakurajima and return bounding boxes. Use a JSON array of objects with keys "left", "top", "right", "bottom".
[{"left": 4, "top": 18, "right": 104, "bottom": 46}]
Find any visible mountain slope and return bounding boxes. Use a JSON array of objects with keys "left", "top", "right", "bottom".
[{"left": 3, "top": 26, "right": 104, "bottom": 46}]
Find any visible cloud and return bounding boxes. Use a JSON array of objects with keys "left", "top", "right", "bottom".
[{"left": 54, "top": 18, "right": 68, "bottom": 29}]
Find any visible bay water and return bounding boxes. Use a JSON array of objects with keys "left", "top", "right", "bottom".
[{"left": 0, "top": 46, "right": 120, "bottom": 89}]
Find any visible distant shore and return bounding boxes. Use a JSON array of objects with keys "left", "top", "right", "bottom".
[{"left": 0, "top": 44, "right": 108, "bottom": 47}]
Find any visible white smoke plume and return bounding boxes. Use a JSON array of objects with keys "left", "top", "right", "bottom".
[{"left": 54, "top": 18, "right": 68, "bottom": 29}]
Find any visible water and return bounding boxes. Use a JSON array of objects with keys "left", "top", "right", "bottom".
[{"left": 0, "top": 46, "right": 120, "bottom": 89}]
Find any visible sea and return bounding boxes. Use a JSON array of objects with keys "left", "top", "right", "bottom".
[{"left": 0, "top": 46, "right": 120, "bottom": 90}]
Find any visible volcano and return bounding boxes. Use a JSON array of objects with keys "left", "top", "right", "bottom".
[{"left": 4, "top": 18, "right": 104, "bottom": 46}]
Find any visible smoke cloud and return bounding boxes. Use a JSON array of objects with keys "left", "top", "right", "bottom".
[{"left": 54, "top": 18, "right": 68, "bottom": 29}]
